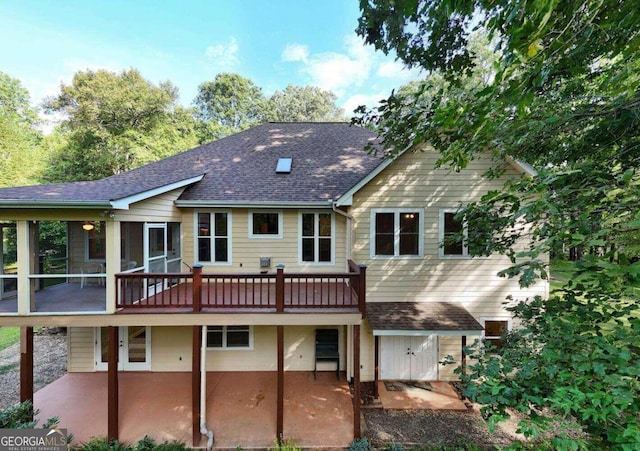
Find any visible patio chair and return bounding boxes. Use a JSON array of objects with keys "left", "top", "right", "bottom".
[{"left": 80, "top": 262, "right": 105, "bottom": 289}]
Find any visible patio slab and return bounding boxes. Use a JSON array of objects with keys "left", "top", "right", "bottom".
[
  {"left": 35, "top": 371, "right": 354, "bottom": 449},
  {"left": 377, "top": 380, "right": 468, "bottom": 411}
]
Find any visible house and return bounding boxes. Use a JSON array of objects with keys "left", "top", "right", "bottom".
[{"left": 0, "top": 122, "right": 547, "bottom": 446}]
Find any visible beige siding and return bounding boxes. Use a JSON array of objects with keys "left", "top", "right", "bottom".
[
  {"left": 352, "top": 149, "right": 548, "bottom": 318},
  {"left": 151, "top": 326, "right": 192, "bottom": 371},
  {"left": 438, "top": 336, "right": 463, "bottom": 381},
  {"left": 360, "top": 320, "right": 375, "bottom": 382},
  {"left": 182, "top": 208, "right": 349, "bottom": 273},
  {"left": 67, "top": 327, "right": 95, "bottom": 372},
  {"left": 116, "top": 189, "right": 185, "bottom": 222}
]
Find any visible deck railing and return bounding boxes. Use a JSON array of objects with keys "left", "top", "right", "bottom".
[{"left": 115, "top": 260, "right": 366, "bottom": 314}]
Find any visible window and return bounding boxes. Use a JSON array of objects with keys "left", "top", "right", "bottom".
[
  {"left": 197, "top": 212, "right": 230, "bottom": 263},
  {"left": 206, "top": 325, "right": 252, "bottom": 349},
  {"left": 483, "top": 319, "right": 510, "bottom": 352},
  {"left": 249, "top": 211, "right": 282, "bottom": 238},
  {"left": 300, "top": 212, "right": 334, "bottom": 263},
  {"left": 371, "top": 209, "right": 422, "bottom": 257},
  {"left": 439, "top": 209, "right": 469, "bottom": 257},
  {"left": 87, "top": 222, "right": 106, "bottom": 260}
]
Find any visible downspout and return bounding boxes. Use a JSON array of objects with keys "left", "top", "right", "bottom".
[
  {"left": 200, "top": 326, "right": 214, "bottom": 449},
  {"left": 331, "top": 201, "right": 354, "bottom": 265}
]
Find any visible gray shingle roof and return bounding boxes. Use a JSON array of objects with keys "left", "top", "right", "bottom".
[
  {"left": 367, "top": 302, "right": 484, "bottom": 332},
  {"left": 0, "top": 123, "right": 383, "bottom": 206}
]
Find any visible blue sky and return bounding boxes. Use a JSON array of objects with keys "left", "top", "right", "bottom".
[{"left": 0, "top": 0, "right": 422, "bottom": 120}]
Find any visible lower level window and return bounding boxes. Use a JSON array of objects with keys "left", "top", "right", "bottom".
[
  {"left": 206, "top": 325, "right": 252, "bottom": 349},
  {"left": 483, "top": 319, "right": 510, "bottom": 352}
]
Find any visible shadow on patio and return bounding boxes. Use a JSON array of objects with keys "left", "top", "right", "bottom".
[{"left": 35, "top": 371, "right": 354, "bottom": 448}]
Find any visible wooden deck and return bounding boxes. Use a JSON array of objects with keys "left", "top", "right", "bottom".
[{"left": 116, "top": 262, "right": 366, "bottom": 314}]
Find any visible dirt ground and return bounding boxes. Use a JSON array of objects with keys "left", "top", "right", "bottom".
[{"left": 0, "top": 327, "right": 67, "bottom": 410}]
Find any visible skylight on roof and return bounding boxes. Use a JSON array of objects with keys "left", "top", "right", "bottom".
[{"left": 276, "top": 157, "right": 292, "bottom": 174}]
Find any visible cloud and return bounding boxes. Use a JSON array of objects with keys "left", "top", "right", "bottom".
[
  {"left": 205, "top": 37, "right": 239, "bottom": 69},
  {"left": 281, "top": 44, "right": 309, "bottom": 63},
  {"left": 342, "top": 92, "right": 389, "bottom": 117},
  {"left": 284, "top": 35, "right": 375, "bottom": 97},
  {"left": 377, "top": 60, "right": 422, "bottom": 82}
]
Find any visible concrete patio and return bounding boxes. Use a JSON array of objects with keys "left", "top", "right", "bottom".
[
  {"left": 376, "top": 380, "right": 468, "bottom": 411},
  {"left": 34, "top": 371, "right": 354, "bottom": 448}
]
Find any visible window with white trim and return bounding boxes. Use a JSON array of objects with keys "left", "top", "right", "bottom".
[
  {"left": 483, "top": 319, "right": 511, "bottom": 352},
  {"left": 300, "top": 212, "right": 334, "bottom": 263},
  {"left": 249, "top": 211, "right": 282, "bottom": 238},
  {"left": 439, "top": 209, "right": 469, "bottom": 257},
  {"left": 206, "top": 325, "right": 252, "bottom": 349},
  {"left": 197, "top": 212, "right": 230, "bottom": 263},
  {"left": 371, "top": 209, "right": 423, "bottom": 257}
]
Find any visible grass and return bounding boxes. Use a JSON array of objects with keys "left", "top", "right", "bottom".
[{"left": 0, "top": 327, "right": 20, "bottom": 352}]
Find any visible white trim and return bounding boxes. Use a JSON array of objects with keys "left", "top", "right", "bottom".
[
  {"left": 110, "top": 175, "right": 204, "bottom": 210},
  {"left": 206, "top": 325, "right": 254, "bottom": 350},
  {"left": 369, "top": 208, "right": 424, "bottom": 259},
  {"left": 298, "top": 211, "right": 335, "bottom": 265},
  {"left": 94, "top": 326, "right": 152, "bottom": 371},
  {"left": 248, "top": 210, "right": 283, "bottom": 239},
  {"left": 373, "top": 329, "right": 483, "bottom": 336},
  {"left": 506, "top": 157, "right": 537, "bottom": 177},
  {"left": 194, "top": 210, "right": 233, "bottom": 266},
  {"left": 438, "top": 208, "right": 470, "bottom": 259},
  {"left": 480, "top": 316, "right": 512, "bottom": 340},
  {"left": 176, "top": 200, "right": 332, "bottom": 208}
]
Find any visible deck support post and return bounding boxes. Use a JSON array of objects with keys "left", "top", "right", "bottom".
[
  {"left": 192, "top": 263, "right": 202, "bottom": 312},
  {"left": 461, "top": 336, "right": 467, "bottom": 375},
  {"left": 276, "top": 325, "right": 284, "bottom": 443},
  {"left": 275, "top": 265, "right": 284, "bottom": 313},
  {"left": 20, "top": 326, "right": 34, "bottom": 415},
  {"left": 357, "top": 265, "right": 366, "bottom": 314},
  {"left": 353, "top": 324, "right": 361, "bottom": 438},
  {"left": 192, "top": 325, "right": 202, "bottom": 446},
  {"left": 373, "top": 335, "right": 379, "bottom": 399},
  {"left": 107, "top": 326, "right": 119, "bottom": 441}
]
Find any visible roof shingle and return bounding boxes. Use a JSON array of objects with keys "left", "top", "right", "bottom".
[{"left": 367, "top": 302, "right": 484, "bottom": 332}]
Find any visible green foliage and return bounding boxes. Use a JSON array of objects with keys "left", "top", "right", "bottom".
[
  {"left": 78, "top": 436, "right": 188, "bottom": 451},
  {"left": 267, "top": 85, "right": 346, "bottom": 122},
  {"left": 0, "top": 400, "right": 68, "bottom": 440},
  {"left": 194, "top": 73, "right": 269, "bottom": 133},
  {"left": 0, "top": 326, "right": 20, "bottom": 352},
  {"left": 348, "top": 437, "right": 371, "bottom": 451},
  {"left": 0, "top": 71, "right": 43, "bottom": 187},
  {"left": 357, "top": 1, "right": 640, "bottom": 449},
  {"left": 270, "top": 439, "right": 301, "bottom": 451},
  {"left": 384, "top": 443, "right": 404, "bottom": 451},
  {"left": 43, "top": 68, "right": 198, "bottom": 182}
]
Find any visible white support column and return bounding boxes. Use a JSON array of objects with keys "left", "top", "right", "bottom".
[
  {"left": 105, "top": 220, "right": 121, "bottom": 314},
  {"left": 16, "top": 221, "right": 30, "bottom": 315}
]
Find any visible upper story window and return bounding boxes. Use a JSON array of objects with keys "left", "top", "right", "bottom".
[
  {"left": 249, "top": 211, "right": 282, "bottom": 239},
  {"left": 300, "top": 212, "right": 334, "bottom": 263},
  {"left": 439, "top": 209, "right": 469, "bottom": 258},
  {"left": 206, "top": 325, "right": 252, "bottom": 350},
  {"left": 197, "top": 212, "right": 230, "bottom": 263},
  {"left": 483, "top": 318, "right": 511, "bottom": 353},
  {"left": 371, "top": 209, "right": 423, "bottom": 258}
]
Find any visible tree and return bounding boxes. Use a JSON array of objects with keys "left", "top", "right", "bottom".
[
  {"left": 193, "top": 73, "right": 269, "bottom": 139},
  {"left": 43, "top": 69, "right": 198, "bottom": 182},
  {"left": 0, "top": 71, "right": 43, "bottom": 187},
  {"left": 268, "top": 85, "right": 345, "bottom": 122},
  {"left": 356, "top": 1, "right": 640, "bottom": 449}
]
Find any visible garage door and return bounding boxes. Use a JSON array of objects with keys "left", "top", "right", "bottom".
[{"left": 380, "top": 335, "right": 438, "bottom": 380}]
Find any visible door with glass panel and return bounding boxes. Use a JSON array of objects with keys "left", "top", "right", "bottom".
[
  {"left": 95, "top": 326, "right": 150, "bottom": 370},
  {"left": 144, "top": 223, "right": 167, "bottom": 295}
]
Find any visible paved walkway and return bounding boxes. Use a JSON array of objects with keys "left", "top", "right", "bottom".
[{"left": 376, "top": 380, "right": 468, "bottom": 411}]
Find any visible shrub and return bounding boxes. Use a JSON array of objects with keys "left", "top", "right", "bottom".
[{"left": 348, "top": 437, "right": 371, "bottom": 451}]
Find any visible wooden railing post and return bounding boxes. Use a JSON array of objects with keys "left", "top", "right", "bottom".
[
  {"left": 358, "top": 264, "right": 367, "bottom": 315},
  {"left": 108, "top": 326, "right": 119, "bottom": 441},
  {"left": 20, "top": 326, "right": 33, "bottom": 413},
  {"left": 353, "top": 324, "right": 361, "bottom": 438},
  {"left": 275, "top": 264, "right": 285, "bottom": 313},
  {"left": 192, "top": 263, "right": 202, "bottom": 313}
]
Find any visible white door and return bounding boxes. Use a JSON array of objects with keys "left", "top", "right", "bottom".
[
  {"left": 95, "top": 326, "right": 151, "bottom": 371},
  {"left": 380, "top": 335, "right": 438, "bottom": 380}
]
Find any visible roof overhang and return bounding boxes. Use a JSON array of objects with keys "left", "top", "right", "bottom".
[
  {"left": 367, "top": 301, "right": 484, "bottom": 336},
  {"left": 174, "top": 200, "right": 335, "bottom": 209},
  {"left": 0, "top": 200, "right": 112, "bottom": 209},
  {"left": 110, "top": 175, "right": 205, "bottom": 210}
]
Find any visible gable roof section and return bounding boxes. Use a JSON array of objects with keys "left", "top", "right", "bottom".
[{"left": 0, "top": 123, "right": 383, "bottom": 209}]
